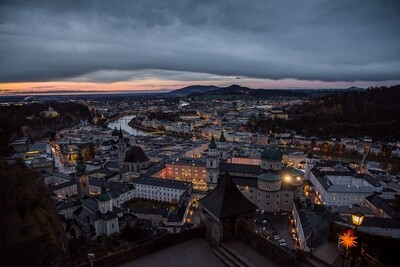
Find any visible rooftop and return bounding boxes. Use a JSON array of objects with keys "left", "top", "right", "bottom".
[
  {"left": 125, "top": 146, "right": 150, "bottom": 163},
  {"left": 200, "top": 173, "right": 257, "bottom": 220},
  {"left": 220, "top": 162, "right": 262, "bottom": 175},
  {"left": 130, "top": 176, "right": 192, "bottom": 191}
]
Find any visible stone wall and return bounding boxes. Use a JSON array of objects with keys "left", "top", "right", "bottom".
[
  {"left": 235, "top": 222, "right": 305, "bottom": 267},
  {"left": 63, "top": 227, "right": 206, "bottom": 267}
]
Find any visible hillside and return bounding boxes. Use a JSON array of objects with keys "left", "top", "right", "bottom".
[
  {"left": 248, "top": 85, "right": 400, "bottom": 140},
  {"left": 188, "top": 84, "right": 309, "bottom": 98},
  {"left": 0, "top": 102, "right": 91, "bottom": 155},
  {"left": 167, "top": 85, "right": 219, "bottom": 96},
  {"left": 0, "top": 160, "right": 66, "bottom": 266}
]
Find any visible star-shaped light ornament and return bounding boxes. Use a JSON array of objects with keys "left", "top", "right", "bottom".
[{"left": 339, "top": 230, "right": 358, "bottom": 249}]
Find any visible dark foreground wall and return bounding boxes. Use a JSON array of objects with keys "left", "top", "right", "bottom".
[
  {"left": 235, "top": 222, "right": 305, "bottom": 267},
  {"left": 64, "top": 227, "right": 206, "bottom": 267}
]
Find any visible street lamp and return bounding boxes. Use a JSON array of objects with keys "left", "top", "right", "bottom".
[
  {"left": 351, "top": 211, "right": 364, "bottom": 227},
  {"left": 347, "top": 211, "right": 364, "bottom": 267}
]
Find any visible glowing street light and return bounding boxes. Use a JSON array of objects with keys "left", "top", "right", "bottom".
[{"left": 351, "top": 211, "right": 365, "bottom": 227}]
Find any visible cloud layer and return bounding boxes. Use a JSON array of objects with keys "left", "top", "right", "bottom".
[{"left": 1, "top": 0, "right": 400, "bottom": 83}]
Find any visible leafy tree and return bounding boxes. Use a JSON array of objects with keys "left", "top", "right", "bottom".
[{"left": 83, "top": 143, "right": 96, "bottom": 161}]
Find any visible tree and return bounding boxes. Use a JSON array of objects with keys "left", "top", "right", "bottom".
[{"left": 83, "top": 143, "right": 96, "bottom": 161}]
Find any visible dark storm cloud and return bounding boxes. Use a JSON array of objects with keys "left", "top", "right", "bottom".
[{"left": 0, "top": 0, "right": 400, "bottom": 83}]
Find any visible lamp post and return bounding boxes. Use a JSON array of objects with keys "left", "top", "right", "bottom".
[
  {"left": 338, "top": 211, "right": 364, "bottom": 267},
  {"left": 351, "top": 211, "right": 364, "bottom": 267},
  {"left": 88, "top": 253, "right": 95, "bottom": 267}
]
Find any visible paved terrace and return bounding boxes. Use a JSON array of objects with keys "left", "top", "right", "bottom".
[
  {"left": 120, "top": 238, "right": 279, "bottom": 267},
  {"left": 119, "top": 238, "right": 224, "bottom": 267}
]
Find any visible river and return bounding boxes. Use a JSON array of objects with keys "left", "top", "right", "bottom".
[{"left": 107, "top": 115, "right": 146, "bottom": 136}]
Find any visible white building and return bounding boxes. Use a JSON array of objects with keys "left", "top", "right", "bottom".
[
  {"left": 51, "top": 179, "right": 78, "bottom": 199},
  {"left": 130, "top": 176, "right": 192, "bottom": 203},
  {"left": 309, "top": 161, "right": 382, "bottom": 207}
]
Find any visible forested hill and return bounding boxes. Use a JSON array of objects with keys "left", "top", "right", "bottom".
[
  {"left": 298, "top": 85, "right": 400, "bottom": 122},
  {"left": 0, "top": 160, "right": 66, "bottom": 266},
  {"left": 0, "top": 102, "right": 91, "bottom": 155},
  {"left": 249, "top": 85, "right": 400, "bottom": 140}
]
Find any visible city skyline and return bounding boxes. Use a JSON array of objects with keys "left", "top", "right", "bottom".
[{"left": 1, "top": 1, "right": 400, "bottom": 94}]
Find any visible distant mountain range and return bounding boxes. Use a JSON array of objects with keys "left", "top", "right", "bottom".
[
  {"left": 166, "top": 85, "right": 220, "bottom": 96},
  {"left": 167, "top": 84, "right": 365, "bottom": 98}
]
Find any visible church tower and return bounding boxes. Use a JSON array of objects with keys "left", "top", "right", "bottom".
[
  {"left": 217, "top": 130, "right": 229, "bottom": 160},
  {"left": 76, "top": 153, "right": 89, "bottom": 198},
  {"left": 206, "top": 136, "right": 219, "bottom": 190},
  {"left": 111, "top": 127, "right": 120, "bottom": 142},
  {"left": 305, "top": 151, "right": 318, "bottom": 180}
]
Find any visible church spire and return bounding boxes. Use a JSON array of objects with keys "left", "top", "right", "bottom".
[
  {"left": 209, "top": 135, "right": 217, "bottom": 149},
  {"left": 219, "top": 130, "right": 226, "bottom": 142},
  {"left": 118, "top": 126, "right": 123, "bottom": 139}
]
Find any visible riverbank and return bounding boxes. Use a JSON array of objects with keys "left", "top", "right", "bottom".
[
  {"left": 128, "top": 120, "right": 192, "bottom": 139},
  {"left": 104, "top": 112, "right": 137, "bottom": 125}
]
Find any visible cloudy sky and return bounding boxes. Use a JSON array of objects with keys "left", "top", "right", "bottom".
[{"left": 1, "top": 0, "right": 400, "bottom": 94}]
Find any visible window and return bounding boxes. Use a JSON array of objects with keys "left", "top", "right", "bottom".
[
  {"left": 250, "top": 189, "right": 254, "bottom": 193},
  {"left": 266, "top": 195, "right": 270, "bottom": 199},
  {"left": 284, "top": 193, "right": 289, "bottom": 198}
]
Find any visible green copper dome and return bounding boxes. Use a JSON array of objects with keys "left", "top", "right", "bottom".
[
  {"left": 261, "top": 145, "right": 282, "bottom": 161},
  {"left": 98, "top": 186, "right": 111, "bottom": 202},
  {"left": 75, "top": 153, "right": 86, "bottom": 174},
  {"left": 258, "top": 172, "right": 281, "bottom": 182},
  {"left": 209, "top": 135, "right": 217, "bottom": 149}
]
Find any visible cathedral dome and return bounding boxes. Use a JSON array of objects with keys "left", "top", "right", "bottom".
[
  {"left": 261, "top": 145, "right": 282, "bottom": 161},
  {"left": 258, "top": 172, "right": 281, "bottom": 182}
]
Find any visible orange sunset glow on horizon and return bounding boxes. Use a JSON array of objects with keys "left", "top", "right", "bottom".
[{"left": 1, "top": 79, "right": 398, "bottom": 96}]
